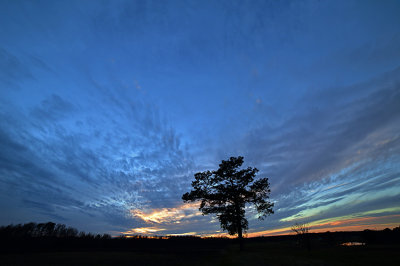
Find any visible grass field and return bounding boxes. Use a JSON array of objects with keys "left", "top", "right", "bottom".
[{"left": 1, "top": 241, "right": 399, "bottom": 265}]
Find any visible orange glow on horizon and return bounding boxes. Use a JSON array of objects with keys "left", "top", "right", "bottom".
[
  {"left": 309, "top": 214, "right": 400, "bottom": 231},
  {"left": 122, "top": 227, "right": 166, "bottom": 235},
  {"left": 247, "top": 214, "right": 400, "bottom": 237},
  {"left": 124, "top": 203, "right": 400, "bottom": 237}
]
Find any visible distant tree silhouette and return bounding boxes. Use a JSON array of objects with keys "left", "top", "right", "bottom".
[
  {"left": 291, "top": 222, "right": 310, "bottom": 235},
  {"left": 0, "top": 222, "right": 110, "bottom": 239},
  {"left": 291, "top": 222, "right": 311, "bottom": 250},
  {"left": 182, "top": 156, "right": 274, "bottom": 250}
]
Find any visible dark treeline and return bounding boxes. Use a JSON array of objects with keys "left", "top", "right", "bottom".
[
  {"left": 1, "top": 222, "right": 399, "bottom": 254},
  {"left": 0, "top": 222, "right": 111, "bottom": 239},
  {"left": 0, "top": 222, "right": 112, "bottom": 253},
  {"left": 0, "top": 222, "right": 232, "bottom": 253}
]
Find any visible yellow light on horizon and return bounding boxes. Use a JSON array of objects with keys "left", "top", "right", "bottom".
[{"left": 130, "top": 202, "right": 201, "bottom": 224}]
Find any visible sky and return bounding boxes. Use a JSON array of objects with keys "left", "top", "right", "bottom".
[{"left": 0, "top": 0, "right": 399, "bottom": 237}]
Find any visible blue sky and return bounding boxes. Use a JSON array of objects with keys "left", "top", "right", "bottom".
[{"left": 1, "top": 0, "right": 399, "bottom": 236}]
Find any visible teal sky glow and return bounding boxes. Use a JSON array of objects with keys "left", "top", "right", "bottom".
[{"left": 1, "top": 0, "right": 399, "bottom": 236}]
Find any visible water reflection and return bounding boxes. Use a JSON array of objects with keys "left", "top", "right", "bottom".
[{"left": 341, "top": 242, "right": 366, "bottom": 246}]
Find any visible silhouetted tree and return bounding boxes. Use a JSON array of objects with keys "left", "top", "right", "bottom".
[
  {"left": 55, "top": 223, "right": 67, "bottom": 237},
  {"left": 182, "top": 156, "right": 274, "bottom": 250},
  {"left": 291, "top": 222, "right": 311, "bottom": 250},
  {"left": 291, "top": 222, "right": 310, "bottom": 235},
  {"left": 43, "top": 222, "right": 56, "bottom": 237}
]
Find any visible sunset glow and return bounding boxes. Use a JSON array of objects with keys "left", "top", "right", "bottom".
[
  {"left": 130, "top": 203, "right": 201, "bottom": 224},
  {"left": 122, "top": 227, "right": 166, "bottom": 235},
  {"left": 1, "top": 0, "right": 399, "bottom": 237}
]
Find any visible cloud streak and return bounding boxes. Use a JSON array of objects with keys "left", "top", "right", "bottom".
[{"left": 1, "top": 0, "right": 399, "bottom": 236}]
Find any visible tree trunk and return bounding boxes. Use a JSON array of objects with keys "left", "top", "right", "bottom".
[
  {"left": 238, "top": 223, "right": 243, "bottom": 251},
  {"left": 236, "top": 204, "right": 244, "bottom": 251}
]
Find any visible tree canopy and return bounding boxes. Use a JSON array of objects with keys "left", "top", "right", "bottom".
[{"left": 182, "top": 156, "right": 274, "bottom": 243}]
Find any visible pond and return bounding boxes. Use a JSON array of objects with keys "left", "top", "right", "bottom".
[{"left": 341, "top": 242, "right": 366, "bottom": 246}]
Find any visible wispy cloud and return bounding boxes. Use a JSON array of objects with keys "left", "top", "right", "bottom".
[
  {"left": 1, "top": 0, "right": 399, "bottom": 236},
  {"left": 130, "top": 202, "right": 201, "bottom": 224},
  {"left": 0, "top": 84, "right": 194, "bottom": 233}
]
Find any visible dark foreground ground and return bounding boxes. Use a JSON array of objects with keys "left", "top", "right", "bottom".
[
  {"left": 3, "top": 223, "right": 400, "bottom": 265},
  {"left": 1, "top": 226, "right": 400, "bottom": 265},
  {"left": 1, "top": 240, "right": 399, "bottom": 265}
]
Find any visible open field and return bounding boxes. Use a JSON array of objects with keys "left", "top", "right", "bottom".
[
  {"left": 2, "top": 227, "right": 399, "bottom": 265},
  {"left": 1, "top": 241, "right": 399, "bottom": 265}
]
